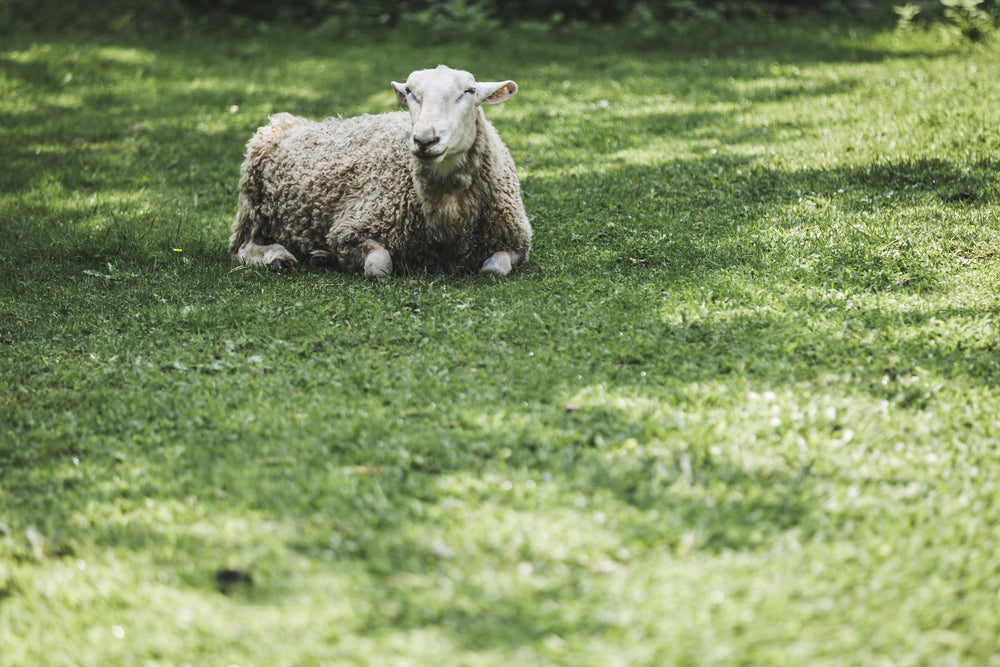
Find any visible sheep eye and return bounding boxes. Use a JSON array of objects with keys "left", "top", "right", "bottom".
[
  {"left": 464, "top": 88, "right": 476, "bottom": 95},
  {"left": 404, "top": 88, "right": 423, "bottom": 104}
]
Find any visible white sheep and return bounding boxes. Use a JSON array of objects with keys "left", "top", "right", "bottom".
[{"left": 229, "top": 65, "right": 532, "bottom": 277}]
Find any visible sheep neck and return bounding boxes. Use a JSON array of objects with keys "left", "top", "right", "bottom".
[{"left": 411, "top": 111, "right": 487, "bottom": 240}]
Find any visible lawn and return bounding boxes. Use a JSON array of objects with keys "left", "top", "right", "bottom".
[{"left": 2, "top": 14, "right": 1000, "bottom": 666}]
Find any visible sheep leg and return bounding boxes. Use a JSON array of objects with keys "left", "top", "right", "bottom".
[
  {"left": 480, "top": 251, "right": 514, "bottom": 276},
  {"left": 236, "top": 240, "right": 299, "bottom": 271},
  {"left": 361, "top": 240, "right": 393, "bottom": 278}
]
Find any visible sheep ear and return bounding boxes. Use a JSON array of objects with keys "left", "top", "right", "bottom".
[
  {"left": 391, "top": 82, "right": 408, "bottom": 106},
  {"left": 476, "top": 80, "right": 517, "bottom": 105}
]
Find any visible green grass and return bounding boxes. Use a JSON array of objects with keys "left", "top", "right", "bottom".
[{"left": 2, "top": 18, "right": 1000, "bottom": 666}]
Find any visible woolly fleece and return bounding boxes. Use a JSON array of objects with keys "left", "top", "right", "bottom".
[{"left": 229, "top": 99, "right": 531, "bottom": 274}]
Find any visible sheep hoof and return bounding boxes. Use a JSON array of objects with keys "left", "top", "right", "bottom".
[
  {"left": 480, "top": 251, "right": 513, "bottom": 276},
  {"left": 363, "top": 246, "right": 393, "bottom": 278},
  {"left": 237, "top": 241, "right": 299, "bottom": 271},
  {"left": 269, "top": 258, "right": 298, "bottom": 272}
]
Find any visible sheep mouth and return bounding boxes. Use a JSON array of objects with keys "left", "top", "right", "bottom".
[{"left": 414, "top": 147, "right": 447, "bottom": 163}]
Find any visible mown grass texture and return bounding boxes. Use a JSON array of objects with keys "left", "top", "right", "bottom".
[{"left": 1, "top": 19, "right": 1000, "bottom": 666}]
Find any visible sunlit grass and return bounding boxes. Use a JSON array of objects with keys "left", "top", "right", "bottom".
[{"left": 2, "top": 16, "right": 1000, "bottom": 667}]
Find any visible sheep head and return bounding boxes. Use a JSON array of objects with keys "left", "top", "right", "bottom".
[{"left": 392, "top": 65, "right": 516, "bottom": 172}]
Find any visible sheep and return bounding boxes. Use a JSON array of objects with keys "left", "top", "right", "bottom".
[{"left": 229, "top": 65, "right": 532, "bottom": 277}]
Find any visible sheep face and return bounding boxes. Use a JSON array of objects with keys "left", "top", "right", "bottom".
[{"left": 392, "top": 65, "right": 517, "bottom": 172}]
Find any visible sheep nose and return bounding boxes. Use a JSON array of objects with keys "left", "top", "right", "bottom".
[{"left": 413, "top": 134, "right": 440, "bottom": 152}]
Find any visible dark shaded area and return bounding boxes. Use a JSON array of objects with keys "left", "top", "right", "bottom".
[
  {"left": 0, "top": 0, "right": 903, "bottom": 35},
  {"left": 215, "top": 567, "right": 253, "bottom": 593},
  {"left": 177, "top": 0, "right": 885, "bottom": 24}
]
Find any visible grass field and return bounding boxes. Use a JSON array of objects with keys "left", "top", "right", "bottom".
[{"left": 2, "top": 15, "right": 1000, "bottom": 666}]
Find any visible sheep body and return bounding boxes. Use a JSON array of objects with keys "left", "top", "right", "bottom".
[{"left": 229, "top": 66, "right": 531, "bottom": 276}]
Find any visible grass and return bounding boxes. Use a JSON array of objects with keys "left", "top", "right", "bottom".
[{"left": 2, "top": 16, "right": 1000, "bottom": 666}]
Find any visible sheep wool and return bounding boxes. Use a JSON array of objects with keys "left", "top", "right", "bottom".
[{"left": 229, "top": 65, "right": 532, "bottom": 277}]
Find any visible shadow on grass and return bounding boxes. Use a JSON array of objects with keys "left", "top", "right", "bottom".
[
  {"left": 530, "top": 154, "right": 995, "bottom": 289},
  {"left": 0, "top": 20, "right": 961, "bottom": 215}
]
